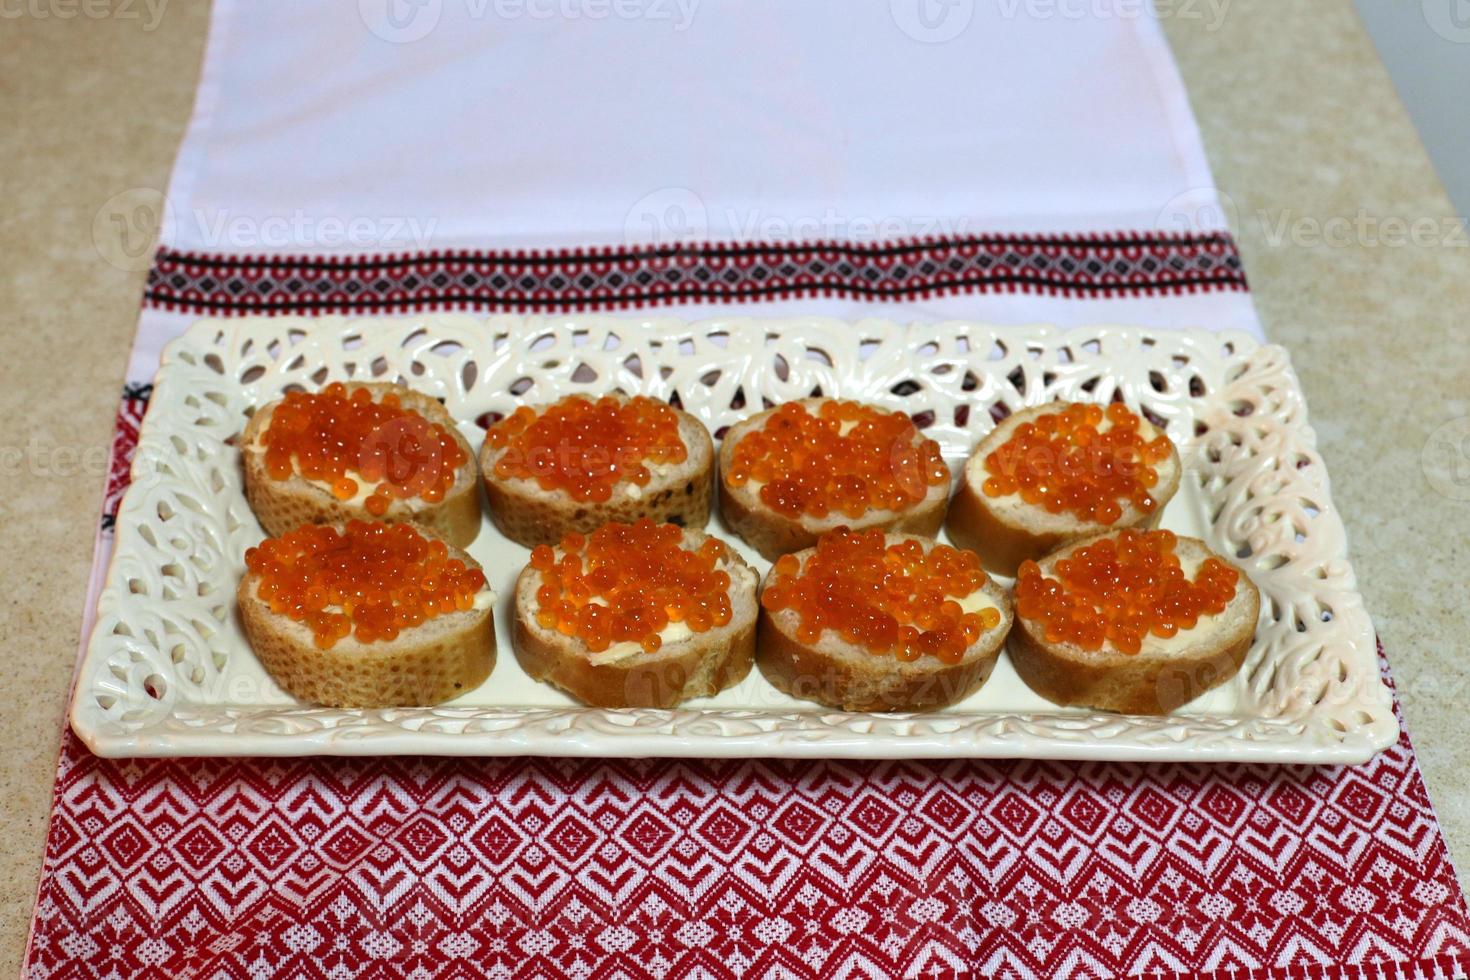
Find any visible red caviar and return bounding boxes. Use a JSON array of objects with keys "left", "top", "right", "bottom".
[
  {"left": 529, "top": 519, "right": 733, "bottom": 654},
  {"left": 725, "top": 401, "right": 949, "bottom": 520},
  {"left": 760, "top": 528, "right": 1001, "bottom": 665},
  {"left": 261, "top": 383, "right": 467, "bottom": 515},
  {"left": 486, "top": 395, "right": 687, "bottom": 503},
  {"left": 982, "top": 402, "right": 1172, "bottom": 524},
  {"left": 245, "top": 521, "right": 486, "bottom": 649},
  {"left": 1015, "top": 529, "right": 1239, "bottom": 655}
]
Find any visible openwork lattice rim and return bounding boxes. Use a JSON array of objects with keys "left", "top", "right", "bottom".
[{"left": 70, "top": 315, "right": 1395, "bottom": 762}]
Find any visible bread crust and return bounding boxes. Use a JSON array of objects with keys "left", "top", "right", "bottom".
[
  {"left": 480, "top": 395, "right": 714, "bottom": 548},
  {"left": 242, "top": 381, "right": 481, "bottom": 548},
  {"left": 944, "top": 403, "right": 1181, "bottom": 576},
  {"left": 717, "top": 398, "right": 949, "bottom": 562},
  {"left": 755, "top": 534, "right": 1013, "bottom": 712},
  {"left": 1008, "top": 532, "right": 1260, "bottom": 714},
  {"left": 510, "top": 528, "right": 757, "bottom": 708},
  {"left": 237, "top": 534, "right": 496, "bottom": 708}
]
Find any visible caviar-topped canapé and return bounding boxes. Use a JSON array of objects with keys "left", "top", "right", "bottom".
[
  {"left": 260, "top": 383, "right": 467, "bottom": 516},
  {"left": 1015, "top": 529, "right": 1239, "bottom": 655},
  {"left": 245, "top": 521, "right": 487, "bottom": 649},
  {"left": 529, "top": 519, "right": 734, "bottom": 655},
  {"left": 760, "top": 529, "right": 1002, "bottom": 664},
  {"left": 485, "top": 395, "right": 687, "bottom": 504},
  {"left": 724, "top": 401, "right": 949, "bottom": 520},
  {"left": 982, "top": 402, "right": 1172, "bottom": 524}
]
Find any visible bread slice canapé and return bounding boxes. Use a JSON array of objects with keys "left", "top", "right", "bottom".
[
  {"left": 718, "top": 398, "right": 951, "bottom": 562},
  {"left": 480, "top": 393, "right": 714, "bottom": 549},
  {"left": 756, "top": 531, "right": 1013, "bottom": 712},
  {"left": 945, "top": 401, "right": 1181, "bottom": 576},
  {"left": 238, "top": 521, "right": 496, "bottom": 708},
  {"left": 1008, "top": 530, "right": 1260, "bottom": 714},
  {"left": 511, "top": 522, "right": 758, "bottom": 708},
  {"left": 242, "top": 381, "right": 481, "bottom": 548}
]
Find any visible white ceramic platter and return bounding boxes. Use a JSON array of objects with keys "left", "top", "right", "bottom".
[{"left": 69, "top": 315, "right": 1397, "bottom": 763}]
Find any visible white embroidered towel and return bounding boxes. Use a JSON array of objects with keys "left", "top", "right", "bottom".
[{"left": 127, "top": 0, "right": 1257, "bottom": 385}]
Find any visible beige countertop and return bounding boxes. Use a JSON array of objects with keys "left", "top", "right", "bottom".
[{"left": 4, "top": 1, "right": 1468, "bottom": 971}]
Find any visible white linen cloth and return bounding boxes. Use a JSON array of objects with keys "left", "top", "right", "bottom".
[{"left": 126, "top": 0, "right": 1259, "bottom": 380}]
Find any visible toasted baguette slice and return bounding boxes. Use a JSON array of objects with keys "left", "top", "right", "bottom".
[
  {"left": 480, "top": 394, "right": 714, "bottom": 549},
  {"left": 756, "top": 533, "right": 1013, "bottom": 712},
  {"left": 237, "top": 532, "right": 496, "bottom": 708},
  {"left": 718, "top": 398, "right": 950, "bottom": 561},
  {"left": 511, "top": 527, "right": 757, "bottom": 708},
  {"left": 945, "top": 403, "right": 1181, "bottom": 576},
  {"left": 242, "top": 381, "right": 481, "bottom": 548},
  {"left": 1009, "top": 533, "right": 1260, "bottom": 714}
]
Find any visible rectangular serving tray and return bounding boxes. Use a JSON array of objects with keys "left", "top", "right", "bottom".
[{"left": 69, "top": 315, "right": 1396, "bottom": 763}]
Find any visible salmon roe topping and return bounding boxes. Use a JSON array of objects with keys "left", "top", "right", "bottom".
[
  {"left": 725, "top": 401, "right": 949, "bottom": 520},
  {"left": 760, "top": 528, "right": 1001, "bottom": 665},
  {"left": 486, "top": 395, "right": 687, "bottom": 503},
  {"left": 1015, "top": 529, "right": 1239, "bottom": 655},
  {"left": 245, "top": 521, "right": 487, "bottom": 649},
  {"left": 982, "top": 402, "right": 1173, "bottom": 524},
  {"left": 529, "top": 519, "right": 733, "bottom": 654},
  {"left": 261, "top": 383, "right": 467, "bottom": 515}
]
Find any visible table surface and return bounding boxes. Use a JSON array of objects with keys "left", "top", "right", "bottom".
[{"left": 5, "top": 1, "right": 1469, "bottom": 972}]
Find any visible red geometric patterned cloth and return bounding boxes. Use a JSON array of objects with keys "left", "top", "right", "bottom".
[
  {"left": 24, "top": 699, "right": 1470, "bottom": 979},
  {"left": 27, "top": 395, "right": 1470, "bottom": 980}
]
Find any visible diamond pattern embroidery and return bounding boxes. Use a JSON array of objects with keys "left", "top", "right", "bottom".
[{"left": 144, "top": 234, "right": 1249, "bottom": 316}]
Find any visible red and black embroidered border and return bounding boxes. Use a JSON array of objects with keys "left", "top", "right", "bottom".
[
  {"left": 100, "top": 383, "right": 152, "bottom": 532},
  {"left": 144, "top": 232, "right": 1247, "bottom": 316}
]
